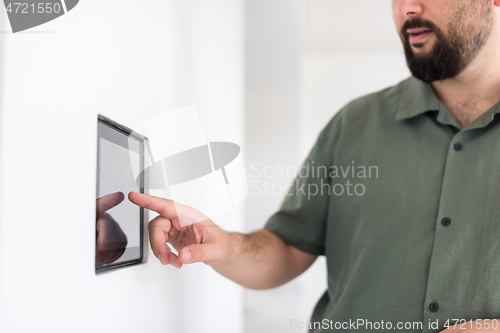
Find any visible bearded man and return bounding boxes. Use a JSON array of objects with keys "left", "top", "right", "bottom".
[{"left": 130, "top": 1, "right": 500, "bottom": 332}]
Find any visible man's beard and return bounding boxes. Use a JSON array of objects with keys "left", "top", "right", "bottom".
[{"left": 401, "top": 4, "right": 493, "bottom": 83}]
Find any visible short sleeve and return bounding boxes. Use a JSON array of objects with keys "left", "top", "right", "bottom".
[{"left": 264, "top": 111, "right": 343, "bottom": 256}]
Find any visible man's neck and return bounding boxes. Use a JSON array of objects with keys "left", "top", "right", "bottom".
[{"left": 430, "top": 34, "right": 500, "bottom": 129}]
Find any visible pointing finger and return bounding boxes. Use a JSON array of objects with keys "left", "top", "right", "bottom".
[{"left": 129, "top": 192, "right": 179, "bottom": 220}]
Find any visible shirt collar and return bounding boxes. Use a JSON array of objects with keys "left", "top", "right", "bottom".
[
  {"left": 395, "top": 76, "right": 500, "bottom": 130},
  {"left": 395, "top": 76, "right": 439, "bottom": 121}
]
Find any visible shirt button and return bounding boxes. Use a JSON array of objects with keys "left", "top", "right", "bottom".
[
  {"left": 441, "top": 218, "right": 451, "bottom": 227},
  {"left": 429, "top": 302, "right": 439, "bottom": 312},
  {"left": 454, "top": 143, "right": 463, "bottom": 151}
]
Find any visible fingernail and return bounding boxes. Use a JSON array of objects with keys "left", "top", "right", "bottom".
[
  {"left": 184, "top": 250, "right": 192, "bottom": 263},
  {"left": 158, "top": 255, "right": 167, "bottom": 265},
  {"left": 171, "top": 262, "right": 181, "bottom": 269}
]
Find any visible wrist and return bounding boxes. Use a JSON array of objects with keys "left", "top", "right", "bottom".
[{"left": 211, "top": 231, "right": 246, "bottom": 270}]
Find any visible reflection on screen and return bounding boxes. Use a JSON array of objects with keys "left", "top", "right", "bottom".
[
  {"left": 99, "top": 138, "right": 140, "bottom": 247},
  {"left": 96, "top": 120, "right": 143, "bottom": 270}
]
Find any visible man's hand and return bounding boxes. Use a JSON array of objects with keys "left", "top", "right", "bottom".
[
  {"left": 129, "top": 192, "right": 316, "bottom": 289},
  {"left": 128, "top": 192, "right": 232, "bottom": 269},
  {"left": 441, "top": 320, "right": 500, "bottom": 332},
  {"left": 96, "top": 192, "right": 128, "bottom": 266}
]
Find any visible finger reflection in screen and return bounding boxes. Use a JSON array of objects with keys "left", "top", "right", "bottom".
[{"left": 95, "top": 192, "right": 128, "bottom": 266}]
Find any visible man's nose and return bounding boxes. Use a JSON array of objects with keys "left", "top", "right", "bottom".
[{"left": 395, "top": 0, "right": 424, "bottom": 18}]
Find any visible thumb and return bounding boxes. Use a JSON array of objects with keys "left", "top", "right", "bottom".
[{"left": 179, "top": 243, "right": 222, "bottom": 265}]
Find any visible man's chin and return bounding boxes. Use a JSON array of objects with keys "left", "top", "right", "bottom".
[
  {"left": 412, "top": 38, "right": 435, "bottom": 49},
  {"left": 411, "top": 43, "right": 425, "bottom": 50},
  {"left": 407, "top": 42, "right": 435, "bottom": 59}
]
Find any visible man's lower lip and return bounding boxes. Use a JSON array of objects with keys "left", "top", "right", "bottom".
[{"left": 409, "top": 31, "right": 432, "bottom": 44}]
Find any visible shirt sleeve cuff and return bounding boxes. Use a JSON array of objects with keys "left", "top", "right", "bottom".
[{"left": 264, "top": 214, "right": 325, "bottom": 256}]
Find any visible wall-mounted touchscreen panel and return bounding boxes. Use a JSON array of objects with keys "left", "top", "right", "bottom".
[{"left": 96, "top": 115, "right": 147, "bottom": 273}]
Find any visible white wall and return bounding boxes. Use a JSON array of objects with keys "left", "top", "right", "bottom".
[
  {"left": 299, "top": 0, "right": 411, "bottom": 157},
  {"left": 244, "top": 1, "right": 410, "bottom": 332},
  {"left": 0, "top": 1, "right": 244, "bottom": 333},
  {"left": 244, "top": 2, "right": 329, "bottom": 333}
]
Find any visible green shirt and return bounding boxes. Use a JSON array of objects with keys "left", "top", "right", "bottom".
[{"left": 265, "top": 76, "right": 500, "bottom": 333}]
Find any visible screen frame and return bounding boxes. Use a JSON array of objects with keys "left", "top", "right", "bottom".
[{"left": 96, "top": 115, "right": 148, "bottom": 273}]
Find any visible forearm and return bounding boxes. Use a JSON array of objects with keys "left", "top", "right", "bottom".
[
  {"left": 130, "top": 192, "right": 317, "bottom": 280},
  {"left": 211, "top": 229, "right": 316, "bottom": 290}
]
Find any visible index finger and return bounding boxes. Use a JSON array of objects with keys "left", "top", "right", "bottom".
[
  {"left": 96, "top": 192, "right": 125, "bottom": 219},
  {"left": 128, "top": 192, "right": 178, "bottom": 219}
]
